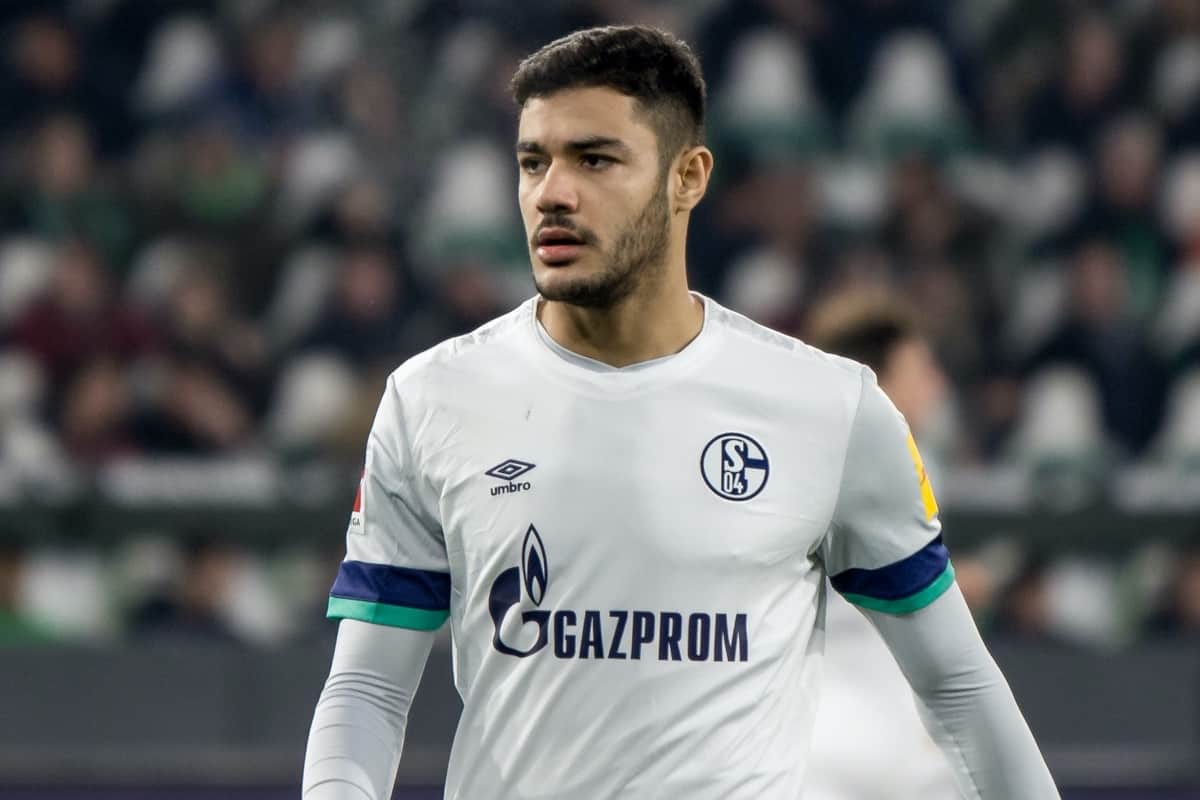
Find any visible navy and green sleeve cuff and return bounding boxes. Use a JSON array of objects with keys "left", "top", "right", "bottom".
[
  {"left": 831, "top": 535, "right": 955, "bottom": 615},
  {"left": 327, "top": 561, "right": 451, "bottom": 630}
]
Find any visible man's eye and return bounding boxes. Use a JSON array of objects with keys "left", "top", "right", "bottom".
[
  {"left": 520, "top": 158, "right": 544, "bottom": 174},
  {"left": 581, "top": 154, "right": 613, "bottom": 169}
]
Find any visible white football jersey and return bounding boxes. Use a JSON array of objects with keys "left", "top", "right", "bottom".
[{"left": 328, "top": 294, "right": 953, "bottom": 799}]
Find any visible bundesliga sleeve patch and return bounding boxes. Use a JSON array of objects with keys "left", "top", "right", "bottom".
[
  {"left": 348, "top": 469, "right": 365, "bottom": 534},
  {"left": 905, "top": 432, "right": 939, "bottom": 521}
]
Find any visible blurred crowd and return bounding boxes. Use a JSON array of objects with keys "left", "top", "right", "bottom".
[{"left": 1, "top": 0, "right": 1200, "bottom": 647}]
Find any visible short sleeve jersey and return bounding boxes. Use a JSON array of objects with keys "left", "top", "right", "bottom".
[{"left": 327, "top": 295, "right": 954, "bottom": 799}]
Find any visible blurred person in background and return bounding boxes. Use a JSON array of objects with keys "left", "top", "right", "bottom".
[
  {"left": 807, "top": 289, "right": 947, "bottom": 438},
  {"left": 131, "top": 356, "right": 255, "bottom": 455},
  {"left": 9, "top": 239, "right": 156, "bottom": 392},
  {"left": 1144, "top": 543, "right": 1200, "bottom": 639},
  {"left": 299, "top": 244, "right": 412, "bottom": 372},
  {"left": 710, "top": 156, "right": 828, "bottom": 331},
  {"left": 160, "top": 253, "right": 273, "bottom": 419},
  {"left": 1055, "top": 114, "right": 1168, "bottom": 320},
  {"left": 129, "top": 252, "right": 262, "bottom": 455},
  {"left": 193, "top": 9, "right": 315, "bottom": 147},
  {"left": 0, "top": 11, "right": 133, "bottom": 156},
  {"left": 307, "top": 177, "right": 399, "bottom": 249},
  {"left": 168, "top": 116, "right": 281, "bottom": 313},
  {"left": 330, "top": 59, "right": 415, "bottom": 206},
  {"left": 0, "top": 541, "right": 55, "bottom": 646},
  {"left": 397, "top": 260, "right": 511, "bottom": 353},
  {"left": 129, "top": 533, "right": 242, "bottom": 644},
  {"left": 5, "top": 113, "right": 136, "bottom": 269},
  {"left": 1024, "top": 238, "right": 1167, "bottom": 456},
  {"left": 883, "top": 153, "right": 997, "bottom": 388},
  {"left": 174, "top": 116, "right": 272, "bottom": 233},
  {"left": 804, "top": 289, "right": 962, "bottom": 800},
  {"left": 990, "top": 554, "right": 1067, "bottom": 645},
  {"left": 1024, "top": 13, "right": 1126, "bottom": 150},
  {"left": 56, "top": 356, "right": 137, "bottom": 462}
]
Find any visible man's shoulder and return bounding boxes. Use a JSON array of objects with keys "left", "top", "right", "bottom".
[
  {"left": 389, "top": 300, "right": 533, "bottom": 389},
  {"left": 705, "top": 297, "right": 868, "bottom": 388}
]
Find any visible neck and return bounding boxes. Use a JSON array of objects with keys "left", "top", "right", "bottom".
[{"left": 537, "top": 273, "right": 703, "bottom": 368}]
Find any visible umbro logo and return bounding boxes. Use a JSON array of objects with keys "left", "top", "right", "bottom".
[
  {"left": 486, "top": 459, "right": 535, "bottom": 497},
  {"left": 486, "top": 459, "right": 535, "bottom": 481}
]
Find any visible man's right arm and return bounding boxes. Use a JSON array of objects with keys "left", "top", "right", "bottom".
[{"left": 302, "top": 619, "right": 436, "bottom": 800}]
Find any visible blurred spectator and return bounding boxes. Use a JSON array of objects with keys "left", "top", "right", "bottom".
[
  {"left": 807, "top": 289, "right": 947, "bottom": 432},
  {"left": 5, "top": 114, "right": 136, "bottom": 268},
  {"left": 0, "top": 12, "right": 133, "bottom": 155},
  {"left": 990, "top": 555, "right": 1064, "bottom": 643},
  {"left": 0, "top": 542, "right": 56, "bottom": 646},
  {"left": 399, "top": 262, "right": 511, "bottom": 354},
  {"left": 1144, "top": 545, "right": 1200, "bottom": 638},
  {"left": 129, "top": 534, "right": 242, "bottom": 643},
  {"left": 335, "top": 59, "right": 404, "bottom": 147},
  {"left": 331, "top": 60, "right": 412, "bottom": 193},
  {"left": 132, "top": 358, "right": 255, "bottom": 455},
  {"left": 306, "top": 176, "right": 398, "bottom": 248},
  {"left": 299, "top": 244, "right": 411, "bottom": 369},
  {"left": 168, "top": 118, "right": 281, "bottom": 311},
  {"left": 1131, "top": 0, "right": 1200, "bottom": 149},
  {"left": 193, "top": 10, "right": 315, "bottom": 146},
  {"left": 9, "top": 240, "right": 156, "bottom": 391},
  {"left": 883, "top": 153, "right": 997, "bottom": 383},
  {"left": 1024, "top": 13, "right": 1126, "bottom": 150},
  {"left": 160, "top": 256, "right": 272, "bottom": 418},
  {"left": 1024, "top": 239, "right": 1168, "bottom": 455},
  {"left": 715, "top": 159, "right": 828, "bottom": 331},
  {"left": 175, "top": 117, "right": 271, "bottom": 232},
  {"left": 1060, "top": 115, "right": 1169, "bottom": 319},
  {"left": 56, "top": 356, "right": 137, "bottom": 462}
]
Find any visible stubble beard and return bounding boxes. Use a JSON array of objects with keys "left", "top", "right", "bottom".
[{"left": 533, "top": 181, "right": 671, "bottom": 310}]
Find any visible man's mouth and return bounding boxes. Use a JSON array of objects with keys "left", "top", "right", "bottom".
[{"left": 535, "top": 227, "right": 587, "bottom": 265}]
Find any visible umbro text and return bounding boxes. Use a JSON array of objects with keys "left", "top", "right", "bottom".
[{"left": 491, "top": 481, "right": 532, "bottom": 496}]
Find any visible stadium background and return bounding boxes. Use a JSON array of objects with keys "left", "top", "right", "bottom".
[{"left": 0, "top": 0, "right": 1197, "bottom": 797}]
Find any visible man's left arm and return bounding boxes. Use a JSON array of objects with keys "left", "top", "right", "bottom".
[
  {"left": 862, "top": 581, "right": 1059, "bottom": 798},
  {"left": 821, "top": 367, "right": 1058, "bottom": 798}
]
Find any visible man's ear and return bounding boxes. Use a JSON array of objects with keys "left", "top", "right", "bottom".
[{"left": 672, "top": 145, "right": 713, "bottom": 214}]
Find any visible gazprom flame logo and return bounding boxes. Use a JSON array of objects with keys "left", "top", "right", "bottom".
[
  {"left": 522, "top": 525, "right": 548, "bottom": 606},
  {"left": 488, "top": 525, "right": 551, "bottom": 657}
]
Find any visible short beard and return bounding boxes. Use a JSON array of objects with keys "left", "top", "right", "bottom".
[{"left": 533, "top": 181, "right": 670, "bottom": 310}]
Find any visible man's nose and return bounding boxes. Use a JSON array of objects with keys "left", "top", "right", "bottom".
[{"left": 535, "top": 161, "right": 579, "bottom": 214}]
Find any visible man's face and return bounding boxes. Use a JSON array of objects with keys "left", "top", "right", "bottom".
[{"left": 516, "top": 87, "right": 672, "bottom": 308}]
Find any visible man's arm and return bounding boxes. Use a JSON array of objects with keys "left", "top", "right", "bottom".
[
  {"left": 303, "top": 620, "right": 435, "bottom": 800},
  {"left": 820, "top": 367, "right": 1058, "bottom": 797},
  {"left": 862, "top": 582, "right": 1059, "bottom": 799}
]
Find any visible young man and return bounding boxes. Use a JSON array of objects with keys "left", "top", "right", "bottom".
[{"left": 303, "top": 26, "right": 1059, "bottom": 799}]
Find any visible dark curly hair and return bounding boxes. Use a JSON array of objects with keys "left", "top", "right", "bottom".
[{"left": 510, "top": 25, "right": 706, "bottom": 168}]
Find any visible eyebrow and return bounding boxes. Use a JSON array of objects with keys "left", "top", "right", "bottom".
[{"left": 516, "top": 136, "right": 632, "bottom": 156}]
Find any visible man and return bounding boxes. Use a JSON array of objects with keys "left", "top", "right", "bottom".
[
  {"left": 303, "top": 26, "right": 1058, "bottom": 799},
  {"left": 803, "top": 290, "right": 960, "bottom": 799}
]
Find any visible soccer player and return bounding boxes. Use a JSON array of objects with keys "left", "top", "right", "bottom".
[{"left": 303, "top": 26, "right": 1059, "bottom": 799}]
